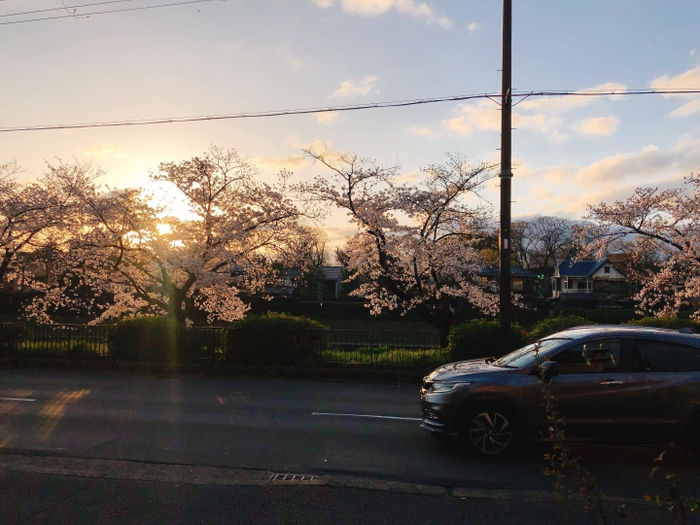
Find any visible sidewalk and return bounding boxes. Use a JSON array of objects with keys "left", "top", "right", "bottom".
[{"left": 2, "top": 453, "right": 692, "bottom": 525}]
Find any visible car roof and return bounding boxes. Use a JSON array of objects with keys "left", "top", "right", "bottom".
[{"left": 544, "top": 325, "right": 700, "bottom": 346}]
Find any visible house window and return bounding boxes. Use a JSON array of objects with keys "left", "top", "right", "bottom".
[
  {"left": 512, "top": 278, "right": 524, "bottom": 291},
  {"left": 577, "top": 280, "right": 589, "bottom": 291},
  {"left": 604, "top": 265, "right": 610, "bottom": 274}
]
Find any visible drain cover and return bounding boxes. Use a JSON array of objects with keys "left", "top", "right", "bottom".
[{"left": 269, "top": 473, "right": 320, "bottom": 483}]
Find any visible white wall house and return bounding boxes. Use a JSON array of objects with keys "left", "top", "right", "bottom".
[{"left": 552, "top": 259, "right": 626, "bottom": 299}]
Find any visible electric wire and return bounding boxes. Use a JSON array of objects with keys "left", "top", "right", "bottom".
[
  {"left": 0, "top": 0, "right": 215, "bottom": 26},
  {"left": 1, "top": 88, "right": 698, "bottom": 133},
  {"left": 0, "top": 0, "right": 133, "bottom": 19}
]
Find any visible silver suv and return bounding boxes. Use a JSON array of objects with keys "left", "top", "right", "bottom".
[{"left": 420, "top": 325, "right": 700, "bottom": 458}]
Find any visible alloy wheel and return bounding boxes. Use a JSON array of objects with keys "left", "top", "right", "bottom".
[{"left": 468, "top": 411, "right": 513, "bottom": 455}]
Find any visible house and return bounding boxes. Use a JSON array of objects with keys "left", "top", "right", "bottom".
[
  {"left": 264, "top": 266, "right": 344, "bottom": 299},
  {"left": 478, "top": 266, "right": 539, "bottom": 297},
  {"left": 321, "top": 266, "right": 343, "bottom": 300},
  {"left": 265, "top": 268, "right": 301, "bottom": 295},
  {"left": 551, "top": 259, "right": 628, "bottom": 300}
]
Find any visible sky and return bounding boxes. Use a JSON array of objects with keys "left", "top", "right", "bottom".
[{"left": 1, "top": 0, "right": 699, "bottom": 247}]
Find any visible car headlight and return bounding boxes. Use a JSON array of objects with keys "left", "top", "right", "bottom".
[{"left": 430, "top": 382, "right": 470, "bottom": 393}]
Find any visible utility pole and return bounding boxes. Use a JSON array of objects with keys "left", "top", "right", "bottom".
[{"left": 499, "top": 0, "right": 513, "bottom": 336}]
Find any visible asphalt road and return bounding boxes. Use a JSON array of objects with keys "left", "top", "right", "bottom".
[{"left": 1, "top": 369, "right": 699, "bottom": 499}]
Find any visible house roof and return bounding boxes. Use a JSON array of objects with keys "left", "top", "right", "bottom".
[
  {"left": 322, "top": 266, "right": 343, "bottom": 281},
  {"left": 478, "top": 266, "right": 538, "bottom": 278},
  {"left": 557, "top": 260, "right": 606, "bottom": 277}
]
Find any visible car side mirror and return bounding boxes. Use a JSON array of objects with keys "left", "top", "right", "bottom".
[{"left": 533, "top": 360, "right": 559, "bottom": 380}]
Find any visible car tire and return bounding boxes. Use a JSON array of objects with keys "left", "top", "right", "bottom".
[{"left": 458, "top": 404, "right": 522, "bottom": 459}]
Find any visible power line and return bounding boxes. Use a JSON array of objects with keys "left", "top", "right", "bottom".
[
  {"left": 1, "top": 88, "right": 698, "bottom": 133},
  {"left": 0, "top": 0, "right": 216, "bottom": 26},
  {"left": 0, "top": 0, "right": 133, "bottom": 19}
]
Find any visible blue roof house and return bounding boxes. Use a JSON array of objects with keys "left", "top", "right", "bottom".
[{"left": 551, "top": 259, "right": 627, "bottom": 300}]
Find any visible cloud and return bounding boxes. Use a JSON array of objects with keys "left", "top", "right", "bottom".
[
  {"left": 549, "top": 130, "right": 569, "bottom": 143},
  {"left": 83, "top": 144, "right": 127, "bottom": 159},
  {"left": 317, "top": 0, "right": 452, "bottom": 28},
  {"left": 442, "top": 100, "right": 560, "bottom": 136},
  {"left": 570, "top": 115, "right": 620, "bottom": 137},
  {"left": 651, "top": 67, "right": 700, "bottom": 116},
  {"left": 395, "top": 169, "right": 422, "bottom": 182},
  {"left": 467, "top": 22, "right": 480, "bottom": 32},
  {"left": 251, "top": 155, "right": 307, "bottom": 170},
  {"left": 510, "top": 137, "right": 700, "bottom": 218},
  {"left": 405, "top": 125, "right": 442, "bottom": 139},
  {"left": 316, "top": 111, "right": 339, "bottom": 124},
  {"left": 324, "top": 224, "right": 361, "bottom": 245},
  {"left": 574, "top": 138, "right": 700, "bottom": 185},
  {"left": 222, "top": 42, "right": 241, "bottom": 53},
  {"left": 691, "top": 49, "right": 696, "bottom": 57},
  {"left": 287, "top": 57, "right": 306, "bottom": 69},
  {"left": 518, "top": 82, "right": 627, "bottom": 114},
  {"left": 651, "top": 66, "right": 700, "bottom": 91},
  {"left": 328, "top": 75, "right": 378, "bottom": 99}
]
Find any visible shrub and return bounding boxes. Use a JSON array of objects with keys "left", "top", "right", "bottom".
[
  {"left": 554, "top": 307, "right": 638, "bottom": 325},
  {"left": 528, "top": 315, "right": 592, "bottom": 341},
  {"left": 625, "top": 316, "right": 699, "bottom": 333},
  {"left": 226, "top": 313, "right": 329, "bottom": 365},
  {"left": 109, "top": 317, "right": 179, "bottom": 364},
  {"left": 179, "top": 328, "right": 226, "bottom": 363},
  {"left": 448, "top": 319, "right": 525, "bottom": 361},
  {"left": 0, "top": 324, "right": 26, "bottom": 357}
]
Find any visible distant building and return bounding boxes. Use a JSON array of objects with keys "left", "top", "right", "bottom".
[
  {"left": 478, "top": 266, "right": 539, "bottom": 298},
  {"left": 551, "top": 259, "right": 629, "bottom": 300}
]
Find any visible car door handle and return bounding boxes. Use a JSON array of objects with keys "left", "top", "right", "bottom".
[{"left": 599, "top": 380, "right": 624, "bottom": 386}]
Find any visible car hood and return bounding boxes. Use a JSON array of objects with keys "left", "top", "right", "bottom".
[{"left": 426, "top": 358, "right": 511, "bottom": 383}]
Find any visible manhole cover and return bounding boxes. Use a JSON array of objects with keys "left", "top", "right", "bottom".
[{"left": 269, "top": 473, "right": 320, "bottom": 483}]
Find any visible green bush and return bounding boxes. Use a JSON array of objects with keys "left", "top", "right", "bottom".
[
  {"left": 528, "top": 314, "right": 592, "bottom": 341},
  {"left": 624, "top": 316, "right": 699, "bottom": 333},
  {"left": 179, "top": 328, "right": 225, "bottom": 363},
  {"left": 0, "top": 324, "right": 26, "bottom": 356},
  {"left": 448, "top": 319, "right": 525, "bottom": 361},
  {"left": 226, "top": 313, "right": 329, "bottom": 365},
  {"left": 109, "top": 317, "right": 179, "bottom": 364},
  {"left": 554, "top": 307, "right": 638, "bottom": 325}
]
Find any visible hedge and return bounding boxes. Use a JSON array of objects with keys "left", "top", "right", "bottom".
[
  {"left": 624, "top": 316, "right": 700, "bottom": 333},
  {"left": 226, "top": 313, "right": 329, "bottom": 365},
  {"left": 448, "top": 319, "right": 525, "bottom": 361},
  {"left": 527, "top": 314, "right": 593, "bottom": 341},
  {"left": 109, "top": 317, "right": 179, "bottom": 364}
]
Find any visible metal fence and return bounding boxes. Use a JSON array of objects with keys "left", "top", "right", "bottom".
[
  {"left": 0, "top": 323, "right": 115, "bottom": 358},
  {"left": 0, "top": 323, "right": 448, "bottom": 368}
]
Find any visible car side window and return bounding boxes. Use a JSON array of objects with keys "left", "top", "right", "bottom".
[
  {"left": 632, "top": 339, "right": 700, "bottom": 373},
  {"left": 551, "top": 339, "right": 622, "bottom": 374}
]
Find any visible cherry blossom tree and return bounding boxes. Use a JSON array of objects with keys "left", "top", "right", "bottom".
[
  {"left": 0, "top": 160, "right": 92, "bottom": 287},
  {"left": 576, "top": 174, "right": 700, "bottom": 319},
  {"left": 301, "top": 147, "right": 501, "bottom": 331},
  {"left": 27, "top": 146, "right": 310, "bottom": 325}
]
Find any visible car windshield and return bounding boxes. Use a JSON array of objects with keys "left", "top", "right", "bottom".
[{"left": 495, "top": 338, "right": 571, "bottom": 368}]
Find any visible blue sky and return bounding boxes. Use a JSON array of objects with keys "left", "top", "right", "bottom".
[{"left": 1, "top": 0, "right": 699, "bottom": 244}]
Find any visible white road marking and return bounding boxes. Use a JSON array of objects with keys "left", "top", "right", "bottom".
[
  {"left": 0, "top": 397, "right": 36, "bottom": 402},
  {"left": 312, "top": 412, "right": 422, "bottom": 421}
]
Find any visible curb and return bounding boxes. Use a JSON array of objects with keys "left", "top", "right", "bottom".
[{"left": 0, "top": 452, "right": 652, "bottom": 506}]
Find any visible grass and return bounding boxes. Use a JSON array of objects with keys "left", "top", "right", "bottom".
[{"left": 317, "top": 345, "right": 449, "bottom": 368}]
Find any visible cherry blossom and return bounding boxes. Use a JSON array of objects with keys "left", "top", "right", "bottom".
[
  {"left": 301, "top": 147, "right": 503, "bottom": 320},
  {"left": 576, "top": 174, "right": 700, "bottom": 319}
]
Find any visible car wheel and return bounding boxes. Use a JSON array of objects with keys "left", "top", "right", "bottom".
[{"left": 459, "top": 405, "right": 521, "bottom": 459}]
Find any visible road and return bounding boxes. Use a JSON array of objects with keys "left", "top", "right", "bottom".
[{"left": 1, "top": 369, "right": 699, "bottom": 500}]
